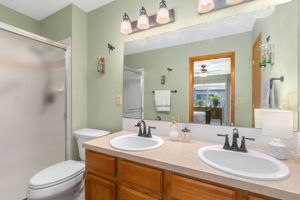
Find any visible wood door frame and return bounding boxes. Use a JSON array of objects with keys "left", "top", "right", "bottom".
[
  {"left": 189, "top": 52, "right": 235, "bottom": 124},
  {"left": 252, "top": 33, "right": 262, "bottom": 127}
]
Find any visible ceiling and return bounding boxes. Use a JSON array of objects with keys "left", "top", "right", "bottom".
[
  {"left": 0, "top": 0, "right": 114, "bottom": 20},
  {"left": 194, "top": 57, "right": 231, "bottom": 76},
  {"left": 125, "top": 11, "right": 257, "bottom": 55}
]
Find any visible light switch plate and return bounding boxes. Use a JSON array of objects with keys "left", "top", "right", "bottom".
[
  {"left": 116, "top": 95, "right": 122, "bottom": 105},
  {"left": 236, "top": 97, "right": 245, "bottom": 105}
]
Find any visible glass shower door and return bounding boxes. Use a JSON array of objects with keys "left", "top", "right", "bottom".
[{"left": 0, "top": 28, "right": 66, "bottom": 200}]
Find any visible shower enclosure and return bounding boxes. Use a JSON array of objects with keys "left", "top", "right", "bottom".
[{"left": 0, "top": 22, "right": 70, "bottom": 200}]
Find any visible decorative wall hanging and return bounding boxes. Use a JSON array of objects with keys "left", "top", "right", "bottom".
[
  {"left": 260, "top": 35, "right": 274, "bottom": 68},
  {"left": 108, "top": 43, "right": 115, "bottom": 54},
  {"left": 97, "top": 56, "right": 105, "bottom": 73},
  {"left": 120, "top": 0, "right": 175, "bottom": 35},
  {"left": 161, "top": 75, "right": 166, "bottom": 85}
]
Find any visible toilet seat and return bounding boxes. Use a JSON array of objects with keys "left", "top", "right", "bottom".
[{"left": 29, "top": 160, "right": 85, "bottom": 189}]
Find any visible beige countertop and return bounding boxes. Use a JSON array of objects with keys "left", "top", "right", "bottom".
[{"left": 83, "top": 131, "right": 300, "bottom": 200}]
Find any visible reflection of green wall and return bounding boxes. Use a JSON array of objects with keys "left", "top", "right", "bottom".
[
  {"left": 125, "top": 32, "right": 253, "bottom": 127},
  {"left": 252, "top": 0, "right": 299, "bottom": 130}
]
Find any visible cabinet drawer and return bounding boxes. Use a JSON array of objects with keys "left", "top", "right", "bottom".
[
  {"left": 249, "top": 196, "right": 269, "bottom": 200},
  {"left": 86, "top": 151, "right": 116, "bottom": 177},
  {"left": 119, "top": 185, "right": 161, "bottom": 200},
  {"left": 171, "top": 174, "right": 236, "bottom": 200},
  {"left": 119, "top": 160, "right": 163, "bottom": 193}
]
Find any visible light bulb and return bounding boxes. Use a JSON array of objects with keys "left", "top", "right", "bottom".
[
  {"left": 198, "top": 0, "right": 215, "bottom": 14},
  {"left": 226, "top": 0, "right": 245, "bottom": 5},
  {"left": 156, "top": 0, "right": 170, "bottom": 24},
  {"left": 137, "top": 7, "right": 150, "bottom": 30},
  {"left": 120, "top": 13, "right": 132, "bottom": 34}
]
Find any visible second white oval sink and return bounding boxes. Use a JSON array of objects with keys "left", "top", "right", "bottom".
[
  {"left": 198, "top": 145, "right": 290, "bottom": 181},
  {"left": 110, "top": 134, "right": 164, "bottom": 151}
]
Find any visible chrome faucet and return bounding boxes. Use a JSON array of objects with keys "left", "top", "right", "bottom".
[{"left": 218, "top": 128, "right": 255, "bottom": 153}]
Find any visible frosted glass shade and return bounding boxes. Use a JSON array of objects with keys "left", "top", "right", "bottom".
[
  {"left": 137, "top": 15, "right": 150, "bottom": 30},
  {"left": 198, "top": 0, "right": 215, "bottom": 13},
  {"left": 261, "top": 110, "right": 293, "bottom": 139},
  {"left": 198, "top": 72, "right": 208, "bottom": 78},
  {"left": 227, "top": 0, "right": 245, "bottom": 5},
  {"left": 156, "top": 7, "right": 170, "bottom": 24},
  {"left": 120, "top": 20, "right": 132, "bottom": 35}
]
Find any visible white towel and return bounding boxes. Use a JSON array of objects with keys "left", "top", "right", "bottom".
[
  {"left": 262, "top": 79, "right": 270, "bottom": 108},
  {"left": 262, "top": 79, "right": 275, "bottom": 108},
  {"left": 154, "top": 90, "right": 171, "bottom": 112}
]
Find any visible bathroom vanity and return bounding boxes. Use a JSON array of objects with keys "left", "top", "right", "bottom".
[{"left": 83, "top": 132, "right": 300, "bottom": 200}]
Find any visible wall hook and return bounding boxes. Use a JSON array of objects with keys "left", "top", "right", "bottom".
[{"left": 167, "top": 67, "right": 173, "bottom": 72}]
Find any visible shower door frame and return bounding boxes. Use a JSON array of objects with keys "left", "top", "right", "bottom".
[{"left": 0, "top": 21, "right": 72, "bottom": 160}]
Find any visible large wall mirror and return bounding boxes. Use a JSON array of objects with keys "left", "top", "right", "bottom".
[{"left": 123, "top": 0, "right": 299, "bottom": 130}]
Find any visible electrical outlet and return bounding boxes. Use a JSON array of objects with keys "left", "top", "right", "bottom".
[{"left": 116, "top": 95, "right": 122, "bottom": 105}]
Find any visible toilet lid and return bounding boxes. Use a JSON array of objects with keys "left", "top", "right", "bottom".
[
  {"left": 29, "top": 160, "right": 85, "bottom": 189},
  {"left": 73, "top": 128, "right": 110, "bottom": 139}
]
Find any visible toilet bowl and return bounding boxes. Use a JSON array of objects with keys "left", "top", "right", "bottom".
[{"left": 27, "top": 128, "right": 110, "bottom": 200}]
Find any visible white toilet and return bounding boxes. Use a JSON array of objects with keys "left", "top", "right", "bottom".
[{"left": 27, "top": 128, "right": 110, "bottom": 200}]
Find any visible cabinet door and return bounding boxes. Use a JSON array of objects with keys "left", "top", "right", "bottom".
[
  {"left": 119, "top": 185, "right": 161, "bottom": 200},
  {"left": 171, "top": 174, "right": 236, "bottom": 200},
  {"left": 86, "top": 173, "right": 116, "bottom": 200}
]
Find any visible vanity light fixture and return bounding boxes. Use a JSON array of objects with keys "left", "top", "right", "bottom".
[
  {"left": 137, "top": 7, "right": 150, "bottom": 30},
  {"left": 156, "top": 0, "right": 170, "bottom": 24},
  {"left": 120, "top": 4, "right": 175, "bottom": 35},
  {"left": 226, "top": 0, "right": 245, "bottom": 5},
  {"left": 197, "top": 0, "right": 215, "bottom": 14},
  {"left": 120, "top": 13, "right": 132, "bottom": 35}
]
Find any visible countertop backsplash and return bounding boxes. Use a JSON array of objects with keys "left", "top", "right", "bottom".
[{"left": 123, "top": 118, "right": 299, "bottom": 152}]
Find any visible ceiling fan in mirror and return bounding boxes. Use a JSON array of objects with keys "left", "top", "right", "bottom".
[{"left": 195, "top": 65, "right": 222, "bottom": 77}]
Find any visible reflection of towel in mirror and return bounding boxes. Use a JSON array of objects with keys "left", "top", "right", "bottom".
[
  {"left": 154, "top": 90, "right": 171, "bottom": 111},
  {"left": 262, "top": 79, "right": 275, "bottom": 108}
]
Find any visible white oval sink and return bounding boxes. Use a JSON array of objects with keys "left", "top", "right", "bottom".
[
  {"left": 110, "top": 134, "right": 164, "bottom": 151},
  {"left": 198, "top": 145, "right": 290, "bottom": 181}
]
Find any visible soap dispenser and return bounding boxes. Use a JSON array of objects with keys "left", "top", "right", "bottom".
[
  {"left": 181, "top": 127, "right": 191, "bottom": 142},
  {"left": 169, "top": 120, "right": 179, "bottom": 141}
]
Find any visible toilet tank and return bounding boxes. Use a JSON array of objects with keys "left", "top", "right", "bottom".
[{"left": 73, "top": 128, "right": 110, "bottom": 161}]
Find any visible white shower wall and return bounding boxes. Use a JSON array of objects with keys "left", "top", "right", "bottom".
[{"left": 0, "top": 28, "right": 66, "bottom": 199}]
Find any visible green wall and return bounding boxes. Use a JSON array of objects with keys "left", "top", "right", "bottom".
[
  {"left": 0, "top": 4, "right": 39, "bottom": 34},
  {"left": 124, "top": 32, "right": 253, "bottom": 127},
  {"left": 252, "top": 1, "right": 299, "bottom": 130},
  {"left": 40, "top": 5, "right": 72, "bottom": 41}
]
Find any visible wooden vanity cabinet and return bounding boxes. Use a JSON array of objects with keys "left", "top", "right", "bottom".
[
  {"left": 85, "top": 150, "right": 276, "bottom": 200},
  {"left": 85, "top": 173, "right": 116, "bottom": 200}
]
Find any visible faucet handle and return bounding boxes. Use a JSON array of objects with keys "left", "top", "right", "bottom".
[
  {"left": 146, "top": 126, "right": 156, "bottom": 138},
  {"left": 240, "top": 136, "right": 255, "bottom": 153},
  {"left": 217, "top": 134, "right": 230, "bottom": 150},
  {"left": 135, "top": 121, "right": 143, "bottom": 136}
]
